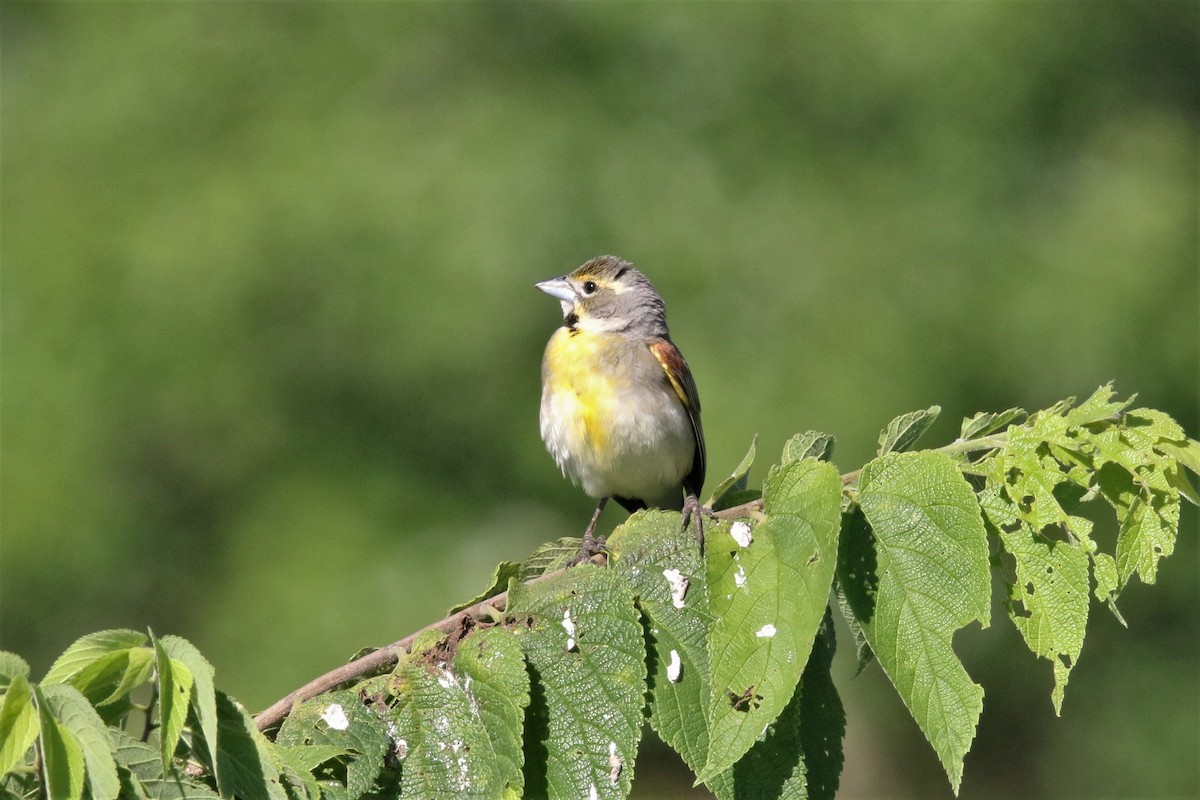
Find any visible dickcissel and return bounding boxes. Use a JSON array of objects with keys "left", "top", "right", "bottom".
[{"left": 537, "top": 255, "right": 707, "bottom": 557}]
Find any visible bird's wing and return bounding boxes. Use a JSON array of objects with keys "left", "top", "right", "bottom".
[{"left": 648, "top": 338, "right": 706, "bottom": 497}]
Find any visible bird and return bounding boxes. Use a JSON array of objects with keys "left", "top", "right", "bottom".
[{"left": 537, "top": 255, "right": 707, "bottom": 560}]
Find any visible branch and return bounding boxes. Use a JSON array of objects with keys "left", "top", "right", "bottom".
[
  {"left": 254, "top": 557, "right": 601, "bottom": 732},
  {"left": 255, "top": 431, "right": 1007, "bottom": 733}
]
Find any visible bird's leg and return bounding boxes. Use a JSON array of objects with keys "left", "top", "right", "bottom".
[
  {"left": 573, "top": 497, "right": 609, "bottom": 565},
  {"left": 681, "top": 494, "right": 717, "bottom": 552}
]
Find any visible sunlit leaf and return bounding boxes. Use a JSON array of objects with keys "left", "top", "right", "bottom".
[
  {"left": 709, "top": 435, "right": 758, "bottom": 507},
  {"left": 35, "top": 685, "right": 85, "bottom": 800},
  {"left": 608, "top": 510, "right": 714, "bottom": 777},
  {"left": 215, "top": 691, "right": 288, "bottom": 800},
  {"left": 847, "top": 451, "right": 990, "bottom": 794},
  {"left": 153, "top": 640, "right": 194, "bottom": 772},
  {"left": 158, "top": 636, "right": 219, "bottom": 785},
  {"left": 275, "top": 687, "right": 388, "bottom": 798},
  {"left": 508, "top": 565, "right": 645, "bottom": 800},
  {"left": 699, "top": 460, "right": 841, "bottom": 783},
  {"left": 42, "top": 630, "right": 148, "bottom": 686},
  {"left": 877, "top": 406, "right": 940, "bottom": 456},
  {"left": 386, "top": 626, "right": 529, "bottom": 798},
  {"left": 782, "top": 431, "right": 836, "bottom": 465},
  {"left": 0, "top": 674, "right": 39, "bottom": 779},
  {"left": 37, "top": 684, "right": 120, "bottom": 800}
]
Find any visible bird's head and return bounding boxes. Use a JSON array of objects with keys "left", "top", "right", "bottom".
[{"left": 536, "top": 255, "right": 668, "bottom": 337}]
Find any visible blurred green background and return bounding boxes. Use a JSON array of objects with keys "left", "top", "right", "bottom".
[{"left": 2, "top": 2, "right": 1196, "bottom": 797}]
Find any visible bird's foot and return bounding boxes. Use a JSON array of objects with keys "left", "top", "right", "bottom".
[
  {"left": 681, "top": 494, "right": 718, "bottom": 552},
  {"left": 571, "top": 529, "right": 607, "bottom": 566},
  {"left": 570, "top": 498, "right": 609, "bottom": 566}
]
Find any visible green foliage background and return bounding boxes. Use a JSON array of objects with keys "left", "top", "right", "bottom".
[{"left": 2, "top": 3, "right": 1196, "bottom": 797}]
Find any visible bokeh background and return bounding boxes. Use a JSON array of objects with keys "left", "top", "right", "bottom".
[{"left": 3, "top": 3, "right": 1197, "bottom": 798}]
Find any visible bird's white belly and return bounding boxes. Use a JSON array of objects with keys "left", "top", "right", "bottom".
[{"left": 541, "top": 379, "right": 694, "bottom": 507}]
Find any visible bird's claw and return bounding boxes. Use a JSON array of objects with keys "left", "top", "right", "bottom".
[
  {"left": 570, "top": 530, "right": 607, "bottom": 566},
  {"left": 681, "top": 494, "right": 717, "bottom": 552}
]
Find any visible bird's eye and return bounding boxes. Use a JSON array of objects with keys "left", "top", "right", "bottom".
[{"left": 582, "top": 280, "right": 598, "bottom": 295}]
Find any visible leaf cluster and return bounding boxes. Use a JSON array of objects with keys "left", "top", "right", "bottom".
[{"left": 3, "top": 386, "right": 1195, "bottom": 799}]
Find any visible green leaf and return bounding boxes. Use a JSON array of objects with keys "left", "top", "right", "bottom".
[
  {"left": 37, "top": 684, "right": 121, "bottom": 800},
  {"left": 1125, "top": 407, "right": 1186, "bottom": 441},
  {"left": 708, "top": 435, "right": 758, "bottom": 507},
  {"left": 608, "top": 510, "right": 714, "bottom": 778},
  {"left": 153, "top": 640, "right": 194, "bottom": 771},
  {"left": 508, "top": 564, "right": 646, "bottom": 800},
  {"left": 833, "top": 511, "right": 877, "bottom": 675},
  {"left": 0, "top": 674, "right": 39, "bottom": 778},
  {"left": 34, "top": 685, "right": 86, "bottom": 800},
  {"left": 158, "top": 636, "right": 219, "bottom": 786},
  {"left": 449, "top": 561, "right": 522, "bottom": 614},
  {"left": 1097, "top": 462, "right": 1180, "bottom": 585},
  {"left": 272, "top": 745, "right": 333, "bottom": 800},
  {"left": 699, "top": 459, "right": 842, "bottom": 783},
  {"left": 1157, "top": 438, "right": 1200, "bottom": 477},
  {"left": 0, "top": 652, "right": 31, "bottom": 691},
  {"left": 42, "top": 630, "right": 148, "bottom": 686},
  {"left": 877, "top": 406, "right": 940, "bottom": 456},
  {"left": 959, "top": 407, "right": 1025, "bottom": 440},
  {"left": 710, "top": 607, "right": 844, "bottom": 800},
  {"left": 1165, "top": 463, "right": 1200, "bottom": 507},
  {"left": 387, "top": 626, "right": 530, "bottom": 798},
  {"left": 276, "top": 688, "right": 388, "bottom": 798},
  {"left": 850, "top": 451, "right": 991, "bottom": 794},
  {"left": 148, "top": 774, "right": 225, "bottom": 800},
  {"left": 451, "top": 626, "right": 530, "bottom": 793},
  {"left": 518, "top": 537, "right": 582, "bottom": 580},
  {"left": 1064, "top": 383, "right": 1131, "bottom": 427},
  {"left": 69, "top": 647, "right": 156, "bottom": 712},
  {"left": 271, "top": 744, "right": 350, "bottom": 774},
  {"left": 110, "top": 730, "right": 162, "bottom": 782},
  {"left": 215, "top": 691, "right": 288, "bottom": 800},
  {"left": 111, "top": 731, "right": 220, "bottom": 800},
  {"left": 782, "top": 431, "right": 836, "bottom": 464},
  {"left": 792, "top": 611, "right": 844, "bottom": 800},
  {"left": 982, "top": 487, "right": 1089, "bottom": 715}
]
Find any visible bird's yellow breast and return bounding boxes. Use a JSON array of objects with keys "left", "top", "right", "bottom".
[
  {"left": 541, "top": 328, "right": 619, "bottom": 456},
  {"left": 540, "top": 326, "right": 695, "bottom": 504}
]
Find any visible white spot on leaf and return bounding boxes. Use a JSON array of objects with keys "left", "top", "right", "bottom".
[
  {"left": 320, "top": 703, "right": 349, "bottom": 731},
  {"left": 608, "top": 741, "right": 622, "bottom": 783},
  {"left": 662, "top": 568, "right": 689, "bottom": 609},
  {"left": 562, "top": 608, "right": 577, "bottom": 652},
  {"left": 734, "top": 565, "right": 747, "bottom": 588},
  {"left": 731, "top": 521, "right": 753, "bottom": 548},
  {"left": 755, "top": 624, "right": 777, "bottom": 638},
  {"left": 666, "top": 649, "right": 682, "bottom": 683}
]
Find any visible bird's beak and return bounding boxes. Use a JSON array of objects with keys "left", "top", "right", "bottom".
[{"left": 535, "top": 277, "right": 577, "bottom": 308}]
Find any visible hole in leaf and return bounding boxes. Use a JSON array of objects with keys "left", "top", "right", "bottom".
[
  {"left": 1058, "top": 653, "right": 1073, "bottom": 669},
  {"left": 1025, "top": 582, "right": 1036, "bottom": 596},
  {"left": 728, "top": 686, "right": 763, "bottom": 713}
]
